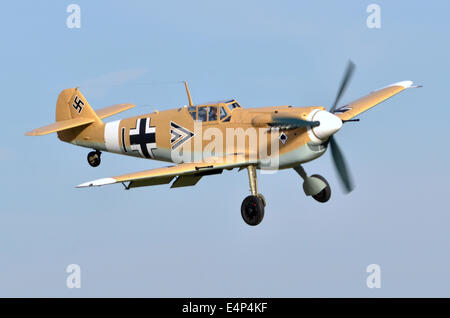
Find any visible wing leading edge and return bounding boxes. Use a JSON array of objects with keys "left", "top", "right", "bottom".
[{"left": 334, "top": 80, "right": 420, "bottom": 121}]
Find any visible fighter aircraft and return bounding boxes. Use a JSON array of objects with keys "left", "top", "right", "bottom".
[{"left": 26, "top": 62, "right": 420, "bottom": 226}]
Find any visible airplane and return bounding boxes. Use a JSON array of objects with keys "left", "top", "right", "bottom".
[{"left": 26, "top": 62, "right": 420, "bottom": 226}]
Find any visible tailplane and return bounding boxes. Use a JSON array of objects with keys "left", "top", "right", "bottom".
[{"left": 26, "top": 88, "right": 102, "bottom": 138}]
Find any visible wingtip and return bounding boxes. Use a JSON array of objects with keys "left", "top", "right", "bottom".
[
  {"left": 392, "top": 80, "right": 414, "bottom": 88},
  {"left": 391, "top": 80, "right": 423, "bottom": 89},
  {"left": 76, "top": 177, "right": 117, "bottom": 188},
  {"left": 376, "top": 80, "right": 420, "bottom": 91}
]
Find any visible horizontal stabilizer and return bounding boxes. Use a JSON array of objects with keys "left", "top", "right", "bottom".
[
  {"left": 95, "top": 103, "right": 135, "bottom": 119},
  {"left": 25, "top": 117, "right": 95, "bottom": 136}
]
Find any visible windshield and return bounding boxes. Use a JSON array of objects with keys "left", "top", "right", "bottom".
[{"left": 227, "top": 102, "right": 241, "bottom": 112}]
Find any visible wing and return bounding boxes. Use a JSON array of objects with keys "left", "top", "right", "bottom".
[
  {"left": 25, "top": 117, "right": 95, "bottom": 136},
  {"left": 95, "top": 103, "right": 135, "bottom": 119},
  {"left": 334, "top": 81, "right": 420, "bottom": 121},
  {"left": 76, "top": 159, "right": 251, "bottom": 189}
]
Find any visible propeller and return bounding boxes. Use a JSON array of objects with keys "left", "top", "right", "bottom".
[
  {"left": 328, "top": 61, "right": 355, "bottom": 193},
  {"left": 329, "top": 135, "right": 354, "bottom": 192},
  {"left": 330, "top": 61, "right": 355, "bottom": 113}
]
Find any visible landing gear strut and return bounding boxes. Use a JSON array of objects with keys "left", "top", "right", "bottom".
[
  {"left": 87, "top": 150, "right": 101, "bottom": 167},
  {"left": 241, "top": 165, "right": 265, "bottom": 226},
  {"left": 294, "top": 165, "right": 331, "bottom": 203}
]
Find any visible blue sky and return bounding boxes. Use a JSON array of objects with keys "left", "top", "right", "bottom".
[{"left": 1, "top": 1, "right": 449, "bottom": 297}]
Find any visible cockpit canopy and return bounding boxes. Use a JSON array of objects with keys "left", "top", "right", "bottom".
[{"left": 188, "top": 99, "right": 241, "bottom": 122}]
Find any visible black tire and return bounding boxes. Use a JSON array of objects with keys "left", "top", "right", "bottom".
[
  {"left": 310, "top": 174, "right": 331, "bottom": 203},
  {"left": 257, "top": 194, "right": 266, "bottom": 207},
  {"left": 87, "top": 151, "right": 101, "bottom": 167},
  {"left": 241, "top": 195, "right": 265, "bottom": 226}
]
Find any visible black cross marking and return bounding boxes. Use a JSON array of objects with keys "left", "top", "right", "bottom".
[
  {"left": 130, "top": 118, "right": 156, "bottom": 158},
  {"left": 72, "top": 96, "right": 84, "bottom": 114}
]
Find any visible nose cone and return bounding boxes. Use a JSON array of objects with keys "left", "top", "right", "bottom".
[{"left": 311, "top": 110, "right": 343, "bottom": 140}]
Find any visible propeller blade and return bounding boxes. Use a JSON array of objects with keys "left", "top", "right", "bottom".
[
  {"left": 329, "top": 136, "right": 354, "bottom": 193},
  {"left": 329, "top": 61, "right": 355, "bottom": 113}
]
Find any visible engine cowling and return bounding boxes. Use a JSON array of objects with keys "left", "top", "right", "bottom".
[{"left": 307, "top": 109, "right": 342, "bottom": 143}]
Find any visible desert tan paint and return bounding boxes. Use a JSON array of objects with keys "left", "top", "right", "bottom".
[
  {"left": 335, "top": 84, "right": 407, "bottom": 121},
  {"left": 117, "top": 104, "right": 322, "bottom": 160},
  {"left": 26, "top": 82, "right": 412, "bottom": 185}
]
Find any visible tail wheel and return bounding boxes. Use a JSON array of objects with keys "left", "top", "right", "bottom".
[
  {"left": 241, "top": 195, "right": 265, "bottom": 226},
  {"left": 87, "top": 151, "right": 101, "bottom": 167},
  {"left": 310, "top": 174, "right": 331, "bottom": 203}
]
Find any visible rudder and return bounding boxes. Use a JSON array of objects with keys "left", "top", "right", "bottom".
[
  {"left": 56, "top": 88, "right": 101, "bottom": 123},
  {"left": 55, "top": 88, "right": 103, "bottom": 142}
]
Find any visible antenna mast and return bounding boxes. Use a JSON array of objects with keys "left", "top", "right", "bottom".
[{"left": 184, "top": 81, "right": 194, "bottom": 106}]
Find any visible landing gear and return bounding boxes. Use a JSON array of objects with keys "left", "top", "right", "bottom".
[
  {"left": 87, "top": 150, "right": 101, "bottom": 167},
  {"left": 241, "top": 165, "right": 265, "bottom": 226},
  {"left": 294, "top": 165, "right": 331, "bottom": 203},
  {"left": 310, "top": 174, "right": 331, "bottom": 203},
  {"left": 241, "top": 195, "right": 265, "bottom": 226}
]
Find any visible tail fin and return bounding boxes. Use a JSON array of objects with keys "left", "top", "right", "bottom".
[
  {"left": 54, "top": 88, "right": 103, "bottom": 142},
  {"left": 56, "top": 88, "right": 101, "bottom": 123}
]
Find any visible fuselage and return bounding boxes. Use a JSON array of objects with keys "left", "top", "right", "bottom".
[{"left": 65, "top": 100, "right": 331, "bottom": 170}]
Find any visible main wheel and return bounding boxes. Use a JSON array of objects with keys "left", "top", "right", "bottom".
[
  {"left": 310, "top": 174, "right": 331, "bottom": 203},
  {"left": 87, "top": 151, "right": 101, "bottom": 167},
  {"left": 241, "top": 195, "right": 265, "bottom": 226},
  {"left": 257, "top": 193, "right": 266, "bottom": 207}
]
